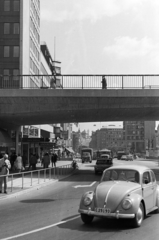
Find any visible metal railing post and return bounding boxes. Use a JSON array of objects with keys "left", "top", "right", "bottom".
[
  {"left": 44, "top": 169, "right": 46, "bottom": 182},
  {"left": 22, "top": 173, "right": 24, "bottom": 189},
  {"left": 31, "top": 171, "right": 33, "bottom": 186},
  {"left": 38, "top": 170, "right": 40, "bottom": 184},
  {"left": 122, "top": 75, "right": 124, "bottom": 89},
  {"left": 11, "top": 174, "right": 13, "bottom": 192}
]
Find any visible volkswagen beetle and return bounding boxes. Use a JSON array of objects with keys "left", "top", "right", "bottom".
[{"left": 78, "top": 165, "right": 159, "bottom": 227}]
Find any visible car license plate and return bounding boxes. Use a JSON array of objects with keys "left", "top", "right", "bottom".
[{"left": 95, "top": 208, "right": 111, "bottom": 214}]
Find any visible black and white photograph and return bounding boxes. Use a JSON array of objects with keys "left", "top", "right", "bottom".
[{"left": 0, "top": 0, "right": 159, "bottom": 239}]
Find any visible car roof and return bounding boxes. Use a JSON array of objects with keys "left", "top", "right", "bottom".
[{"left": 107, "top": 164, "right": 150, "bottom": 173}]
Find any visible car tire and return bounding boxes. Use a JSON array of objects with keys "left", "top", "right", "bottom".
[
  {"left": 132, "top": 202, "right": 144, "bottom": 228},
  {"left": 81, "top": 213, "right": 94, "bottom": 224}
]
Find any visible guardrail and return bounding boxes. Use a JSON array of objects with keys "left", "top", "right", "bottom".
[
  {"left": 1, "top": 74, "right": 159, "bottom": 89},
  {"left": 0, "top": 164, "right": 74, "bottom": 193}
]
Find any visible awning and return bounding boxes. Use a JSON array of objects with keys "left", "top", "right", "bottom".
[
  {"left": 0, "top": 129, "right": 14, "bottom": 147},
  {"left": 65, "top": 147, "right": 74, "bottom": 153}
]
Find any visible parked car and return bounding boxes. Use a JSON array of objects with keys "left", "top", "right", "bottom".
[
  {"left": 79, "top": 165, "right": 159, "bottom": 228},
  {"left": 94, "top": 154, "right": 113, "bottom": 174}
]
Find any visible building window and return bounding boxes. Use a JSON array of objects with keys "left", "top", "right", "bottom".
[
  {"left": 4, "top": 46, "right": 10, "bottom": 57},
  {"left": 3, "top": 69, "right": 10, "bottom": 80},
  {"left": 4, "top": 23, "right": 10, "bottom": 34},
  {"left": 13, "top": 69, "right": 19, "bottom": 80},
  {"left": 13, "top": 46, "right": 19, "bottom": 57},
  {"left": 13, "top": 23, "right": 19, "bottom": 34},
  {"left": 4, "top": 0, "right": 10, "bottom": 11},
  {"left": 13, "top": 0, "right": 20, "bottom": 11}
]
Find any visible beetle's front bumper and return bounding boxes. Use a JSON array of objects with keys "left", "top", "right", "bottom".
[{"left": 78, "top": 209, "right": 135, "bottom": 219}]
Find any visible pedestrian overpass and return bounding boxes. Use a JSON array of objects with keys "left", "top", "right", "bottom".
[{"left": 0, "top": 74, "right": 159, "bottom": 129}]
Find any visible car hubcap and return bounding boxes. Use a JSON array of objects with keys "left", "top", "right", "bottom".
[{"left": 136, "top": 206, "right": 143, "bottom": 225}]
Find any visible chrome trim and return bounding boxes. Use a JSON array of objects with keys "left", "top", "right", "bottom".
[
  {"left": 104, "top": 183, "right": 116, "bottom": 207},
  {"left": 78, "top": 209, "right": 135, "bottom": 219}
]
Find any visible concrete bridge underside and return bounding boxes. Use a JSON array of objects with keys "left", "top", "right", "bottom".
[{"left": 0, "top": 89, "right": 159, "bottom": 129}]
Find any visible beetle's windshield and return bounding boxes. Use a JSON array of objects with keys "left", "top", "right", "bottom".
[{"left": 101, "top": 169, "right": 140, "bottom": 183}]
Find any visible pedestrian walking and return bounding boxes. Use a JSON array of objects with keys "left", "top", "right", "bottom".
[
  {"left": 43, "top": 152, "right": 50, "bottom": 168},
  {"left": 101, "top": 76, "right": 107, "bottom": 89},
  {"left": 22, "top": 154, "right": 27, "bottom": 170},
  {"left": 51, "top": 153, "right": 58, "bottom": 167},
  {"left": 10, "top": 152, "right": 17, "bottom": 171},
  {"left": 28, "top": 153, "right": 37, "bottom": 170},
  {"left": 14, "top": 153, "right": 23, "bottom": 172},
  {"left": 0, "top": 154, "right": 11, "bottom": 194}
]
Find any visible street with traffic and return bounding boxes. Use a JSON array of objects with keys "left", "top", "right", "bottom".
[{"left": 0, "top": 158, "right": 159, "bottom": 240}]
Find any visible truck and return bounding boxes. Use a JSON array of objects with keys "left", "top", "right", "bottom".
[{"left": 81, "top": 148, "right": 93, "bottom": 163}]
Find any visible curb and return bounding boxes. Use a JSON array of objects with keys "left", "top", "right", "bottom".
[{"left": 0, "top": 170, "right": 77, "bottom": 201}]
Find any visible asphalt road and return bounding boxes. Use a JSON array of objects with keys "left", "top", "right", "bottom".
[{"left": 0, "top": 159, "right": 159, "bottom": 240}]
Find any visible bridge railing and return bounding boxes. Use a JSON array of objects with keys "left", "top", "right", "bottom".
[{"left": 0, "top": 74, "right": 159, "bottom": 89}]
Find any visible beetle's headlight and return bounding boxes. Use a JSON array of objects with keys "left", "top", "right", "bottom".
[
  {"left": 83, "top": 196, "right": 93, "bottom": 206},
  {"left": 122, "top": 198, "right": 132, "bottom": 210}
]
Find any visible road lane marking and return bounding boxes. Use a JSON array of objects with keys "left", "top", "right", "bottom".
[
  {"left": 0, "top": 215, "right": 80, "bottom": 240},
  {"left": 73, "top": 181, "right": 96, "bottom": 188}
]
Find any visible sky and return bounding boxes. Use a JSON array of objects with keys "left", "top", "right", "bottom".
[{"left": 40, "top": 0, "right": 159, "bottom": 132}]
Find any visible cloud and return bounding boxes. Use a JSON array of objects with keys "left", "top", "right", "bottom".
[
  {"left": 103, "top": 36, "right": 159, "bottom": 59},
  {"left": 41, "top": 0, "right": 149, "bottom": 23}
]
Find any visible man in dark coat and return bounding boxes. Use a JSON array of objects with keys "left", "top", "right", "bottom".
[{"left": 101, "top": 76, "right": 107, "bottom": 89}]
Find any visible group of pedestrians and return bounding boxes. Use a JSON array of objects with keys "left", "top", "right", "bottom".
[
  {"left": 0, "top": 151, "right": 58, "bottom": 194},
  {"left": 41, "top": 152, "right": 58, "bottom": 168}
]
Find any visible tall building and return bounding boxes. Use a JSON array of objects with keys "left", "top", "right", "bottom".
[
  {"left": 0, "top": 0, "right": 72, "bottom": 161},
  {"left": 123, "top": 121, "right": 155, "bottom": 153},
  {"left": 0, "top": 0, "right": 40, "bottom": 86},
  {"left": 90, "top": 127, "right": 124, "bottom": 152}
]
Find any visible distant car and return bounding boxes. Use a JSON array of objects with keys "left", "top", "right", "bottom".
[
  {"left": 82, "top": 152, "right": 92, "bottom": 163},
  {"left": 94, "top": 154, "right": 113, "bottom": 174},
  {"left": 121, "top": 155, "right": 128, "bottom": 160},
  {"left": 121, "top": 154, "right": 133, "bottom": 161},
  {"left": 79, "top": 165, "right": 159, "bottom": 228},
  {"left": 127, "top": 154, "right": 134, "bottom": 161}
]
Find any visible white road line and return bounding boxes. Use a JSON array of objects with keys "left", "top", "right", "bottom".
[
  {"left": 73, "top": 181, "right": 96, "bottom": 188},
  {"left": 0, "top": 215, "right": 80, "bottom": 240}
]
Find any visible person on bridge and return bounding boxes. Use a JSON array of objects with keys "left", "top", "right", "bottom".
[{"left": 101, "top": 76, "right": 107, "bottom": 89}]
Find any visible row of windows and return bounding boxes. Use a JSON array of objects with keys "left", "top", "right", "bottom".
[
  {"left": 31, "top": 0, "right": 40, "bottom": 26},
  {"left": 126, "top": 136, "right": 144, "bottom": 140},
  {"left": 30, "top": 17, "right": 40, "bottom": 44},
  {"left": 3, "top": 23, "right": 19, "bottom": 35},
  {"left": 3, "top": 69, "right": 19, "bottom": 78},
  {"left": 126, "top": 131, "right": 144, "bottom": 135},
  {"left": 30, "top": 37, "right": 40, "bottom": 61},
  {"left": 30, "top": 57, "right": 40, "bottom": 75},
  {"left": 4, "top": 0, "right": 20, "bottom": 11},
  {"left": 3, "top": 46, "right": 19, "bottom": 57}
]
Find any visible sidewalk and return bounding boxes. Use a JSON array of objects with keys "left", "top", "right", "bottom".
[{"left": 0, "top": 160, "right": 79, "bottom": 200}]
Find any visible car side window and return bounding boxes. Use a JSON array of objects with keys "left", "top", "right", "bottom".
[
  {"left": 150, "top": 171, "right": 156, "bottom": 182},
  {"left": 143, "top": 172, "right": 151, "bottom": 184}
]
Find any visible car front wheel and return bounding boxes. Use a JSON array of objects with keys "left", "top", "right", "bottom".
[
  {"left": 81, "top": 213, "right": 94, "bottom": 224},
  {"left": 132, "top": 202, "right": 144, "bottom": 228}
]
